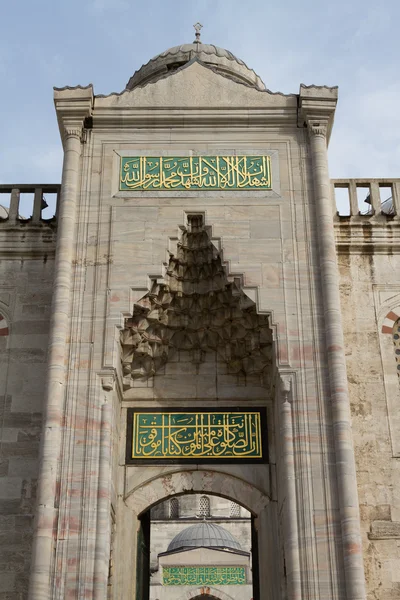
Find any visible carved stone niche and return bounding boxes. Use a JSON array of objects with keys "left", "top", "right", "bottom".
[{"left": 120, "top": 215, "right": 273, "bottom": 388}]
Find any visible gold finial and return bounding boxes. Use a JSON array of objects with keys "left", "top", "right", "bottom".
[{"left": 193, "top": 22, "right": 203, "bottom": 44}]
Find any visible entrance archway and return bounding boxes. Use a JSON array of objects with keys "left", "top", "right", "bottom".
[
  {"left": 177, "top": 589, "right": 235, "bottom": 600},
  {"left": 121, "top": 469, "right": 275, "bottom": 599},
  {"left": 140, "top": 491, "right": 258, "bottom": 600},
  {"left": 125, "top": 469, "right": 270, "bottom": 516}
]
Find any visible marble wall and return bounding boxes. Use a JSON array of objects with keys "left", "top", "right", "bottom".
[
  {"left": 338, "top": 249, "right": 400, "bottom": 600},
  {"left": 0, "top": 240, "right": 55, "bottom": 598}
]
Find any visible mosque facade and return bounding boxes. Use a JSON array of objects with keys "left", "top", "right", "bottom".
[{"left": 1, "top": 27, "right": 400, "bottom": 600}]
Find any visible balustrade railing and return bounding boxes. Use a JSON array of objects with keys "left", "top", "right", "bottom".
[
  {"left": 331, "top": 178, "right": 400, "bottom": 218},
  {"left": 1, "top": 181, "right": 399, "bottom": 223},
  {"left": 0, "top": 184, "right": 61, "bottom": 224}
]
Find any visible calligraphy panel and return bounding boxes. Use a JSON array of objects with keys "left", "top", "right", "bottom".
[
  {"left": 125, "top": 408, "right": 268, "bottom": 464},
  {"left": 162, "top": 566, "right": 247, "bottom": 586},
  {"left": 119, "top": 155, "right": 271, "bottom": 191}
]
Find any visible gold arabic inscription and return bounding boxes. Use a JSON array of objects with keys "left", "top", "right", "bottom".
[
  {"left": 119, "top": 155, "right": 271, "bottom": 191},
  {"left": 129, "top": 411, "right": 263, "bottom": 460},
  {"left": 162, "top": 566, "right": 246, "bottom": 586}
]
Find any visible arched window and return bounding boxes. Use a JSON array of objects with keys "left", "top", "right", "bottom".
[
  {"left": 230, "top": 502, "right": 241, "bottom": 518},
  {"left": 0, "top": 312, "right": 9, "bottom": 345},
  {"left": 198, "top": 495, "right": 210, "bottom": 517},
  {"left": 169, "top": 497, "right": 179, "bottom": 519},
  {"left": 150, "top": 501, "right": 167, "bottom": 520},
  {"left": 394, "top": 318, "right": 400, "bottom": 379}
]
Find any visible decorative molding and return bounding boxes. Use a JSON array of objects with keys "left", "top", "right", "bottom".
[
  {"left": 0, "top": 313, "right": 9, "bottom": 337},
  {"left": 298, "top": 86, "right": 337, "bottom": 141},
  {"left": 177, "top": 586, "right": 236, "bottom": 600},
  {"left": 101, "top": 376, "right": 115, "bottom": 392},
  {"left": 97, "top": 369, "right": 118, "bottom": 393},
  {"left": 64, "top": 127, "right": 82, "bottom": 139},
  {"left": 91, "top": 107, "right": 299, "bottom": 129},
  {"left": 120, "top": 215, "right": 273, "bottom": 386},
  {"left": 53, "top": 86, "right": 93, "bottom": 143},
  {"left": 307, "top": 120, "right": 328, "bottom": 138},
  {"left": 53, "top": 84, "right": 93, "bottom": 92},
  {"left": 382, "top": 308, "right": 400, "bottom": 334},
  {"left": 368, "top": 520, "right": 400, "bottom": 540},
  {"left": 334, "top": 220, "right": 400, "bottom": 254},
  {"left": 279, "top": 374, "right": 291, "bottom": 401}
]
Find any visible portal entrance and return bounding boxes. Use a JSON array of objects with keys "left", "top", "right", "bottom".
[
  {"left": 135, "top": 493, "right": 259, "bottom": 600},
  {"left": 120, "top": 215, "right": 278, "bottom": 599}
]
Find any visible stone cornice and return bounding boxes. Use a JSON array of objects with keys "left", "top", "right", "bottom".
[
  {"left": 90, "top": 106, "right": 299, "bottom": 129},
  {"left": 54, "top": 85, "right": 94, "bottom": 145},
  {"left": 299, "top": 84, "right": 338, "bottom": 144},
  {"left": 0, "top": 225, "right": 57, "bottom": 257},
  {"left": 334, "top": 218, "right": 400, "bottom": 253}
]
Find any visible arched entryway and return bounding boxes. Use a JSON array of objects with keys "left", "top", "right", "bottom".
[
  {"left": 143, "top": 492, "right": 256, "bottom": 600},
  {"left": 117, "top": 217, "right": 279, "bottom": 599},
  {"left": 120, "top": 469, "right": 275, "bottom": 600},
  {"left": 176, "top": 587, "right": 236, "bottom": 600}
]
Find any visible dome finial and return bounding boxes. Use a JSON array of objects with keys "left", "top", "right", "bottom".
[{"left": 193, "top": 22, "right": 203, "bottom": 44}]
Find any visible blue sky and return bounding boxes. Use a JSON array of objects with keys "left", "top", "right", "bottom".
[{"left": 1, "top": 0, "right": 399, "bottom": 191}]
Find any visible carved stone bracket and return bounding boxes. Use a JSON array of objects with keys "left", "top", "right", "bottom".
[
  {"left": 280, "top": 374, "right": 292, "bottom": 401},
  {"left": 369, "top": 520, "right": 400, "bottom": 540},
  {"left": 98, "top": 369, "right": 117, "bottom": 392}
]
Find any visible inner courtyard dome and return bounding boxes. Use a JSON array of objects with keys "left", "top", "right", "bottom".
[{"left": 166, "top": 522, "right": 243, "bottom": 553}]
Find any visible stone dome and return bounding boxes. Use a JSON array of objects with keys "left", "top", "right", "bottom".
[
  {"left": 125, "top": 42, "right": 265, "bottom": 91},
  {"left": 0, "top": 205, "right": 9, "bottom": 219},
  {"left": 166, "top": 522, "right": 242, "bottom": 553}
]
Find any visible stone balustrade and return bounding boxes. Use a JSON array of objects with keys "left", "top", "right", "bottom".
[
  {"left": 331, "top": 178, "right": 400, "bottom": 218},
  {"left": 1, "top": 181, "right": 400, "bottom": 222},
  {"left": 0, "top": 184, "right": 60, "bottom": 224}
]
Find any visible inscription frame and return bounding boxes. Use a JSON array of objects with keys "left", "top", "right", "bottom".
[
  {"left": 162, "top": 565, "right": 247, "bottom": 586},
  {"left": 119, "top": 155, "right": 272, "bottom": 191},
  {"left": 125, "top": 407, "right": 268, "bottom": 465}
]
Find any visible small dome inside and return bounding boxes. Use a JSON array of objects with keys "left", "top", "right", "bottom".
[
  {"left": 126, "top": 42, "right": 265, "bottom": 91},
  {"left": 167, "top": 522, "right": 242, "bottom": 553}
]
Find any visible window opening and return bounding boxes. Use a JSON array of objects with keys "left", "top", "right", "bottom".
[
  {"left": 169, "top": 497, "right": 179, "bottom": 519},
  {"left": 198, "top": 495, "right": 211, "bottom": 518},
  {"left": 230, "top": 501, "right": 241, "bottom": 518}
]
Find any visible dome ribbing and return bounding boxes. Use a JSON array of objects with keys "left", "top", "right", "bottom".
[
  {"left": 125, "top": 42, "right": 265, "bottom": 91},
  {"left": 167, "top": 522, "right": 242, "bottom": 553}
]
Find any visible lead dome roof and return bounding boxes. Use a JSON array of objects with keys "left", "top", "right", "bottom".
[
  {"left": 166, "top": 522, "right": 242, "bottom": 553},
  {"left": 126, "top": 42, "right": 266, "bottom": 91}
]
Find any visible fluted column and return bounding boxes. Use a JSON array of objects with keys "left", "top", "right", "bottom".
[
  {"left": 307, "top": 119, "right": 366, "bottom": 600},
  {"left": 279, "top": 376, "right": 301, "bottom": 600},
  {"left": 94, "top": 398, "right": 113, "bottom": 598},
  {"left": 29, "top": 127, "right": 83, "bottom": 599}
]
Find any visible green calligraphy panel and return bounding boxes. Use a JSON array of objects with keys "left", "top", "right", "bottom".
[
  {"left": 126, "top": 409, "right": 267, "bottom": 463},
  {"left": 119, "top": 155, "right": 271, "bottom": 191},
  {"left": 162, "top": 566, "right": 246, "bottom": 586}
]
